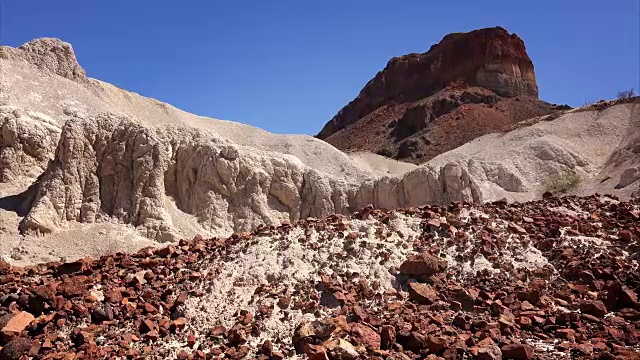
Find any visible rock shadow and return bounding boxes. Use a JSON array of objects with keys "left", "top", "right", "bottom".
[{"left": 0, "top": 172, "right": 44, "bottom": 217}]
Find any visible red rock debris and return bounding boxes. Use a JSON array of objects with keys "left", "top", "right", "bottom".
[{"left": 0, "top": 194, "right": 638, "bottom": 359}]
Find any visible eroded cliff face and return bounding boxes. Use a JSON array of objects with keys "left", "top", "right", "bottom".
[
  {"left": 18, "top": 113, "right": 481, "bottom": 241},
  {"left": 0, "top": 38, "right": 85, "bottom": 190},
  {"left": 317, "top": 26, "right": 540, "bottom": 141},
  {"left": 0, "top": 107, "right": 61, "bottom": 183}
]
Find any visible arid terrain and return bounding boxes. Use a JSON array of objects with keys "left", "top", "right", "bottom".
[
  {"left": 0, "top": 26, "right": 639, "bottom": 359},
  {"left": 316, "top": 27, "right": 570, "bottom": 164},
  {"left": 0, "top": 195, "right": 638, "bottom": 359}
]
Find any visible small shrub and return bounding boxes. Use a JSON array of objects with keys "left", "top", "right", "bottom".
[
  {"left": 544, "top": 171, "right": 581, "bottom": 194},
  {"left": 617, "top": 88, "right": 635, "bottom": 99}
]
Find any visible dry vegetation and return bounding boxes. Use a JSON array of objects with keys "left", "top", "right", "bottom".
[
  {"left": 544, "top": 171, "right": 581, "bottom": 193},
  {"left": 618, "top": 88, "right": 636, "bottom": 100}
]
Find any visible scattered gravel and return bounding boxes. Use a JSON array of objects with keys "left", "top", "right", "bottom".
[{"left": 0, "top": 194, "right": 638, "bottom": 359}]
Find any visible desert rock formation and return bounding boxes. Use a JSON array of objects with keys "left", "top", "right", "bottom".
[
  {"left": 0, "top": 38, "right": 481, "bottom": 247},
  {"left": 318, "top": 27, "right": 538, "bottom": 139},
  {"left": 16, "top": 111, "right": 484, "bottom": 243},
  {"left": 0, "top": 36, "right": 639, "bottom": 259},
  {"left": 0, "top": 31, "right": 639, "bottom": 360},
  {"left": 0, "top": 108, "right": 61, "bottom": 184},
  {"left": 425, "top": 100, "right": 640, "bottom": 202},
  {"left": 317, "top": 27, "right": 566, "bottom": 163}
]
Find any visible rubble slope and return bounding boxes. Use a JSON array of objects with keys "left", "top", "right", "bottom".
[{"left": 0, "top": 195, "right": 638, "bottom": 359}]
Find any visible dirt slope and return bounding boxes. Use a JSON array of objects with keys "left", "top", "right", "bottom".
[{"left": 426, "top": 98, "right": 640, "bottom": 202}]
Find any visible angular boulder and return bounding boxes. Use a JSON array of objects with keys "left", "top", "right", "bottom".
[{"left": 399, "top": 252, "right": 447, "bottom": 276}]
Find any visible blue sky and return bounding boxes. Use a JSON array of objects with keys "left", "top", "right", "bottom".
[{"left": 1, "top": 1, "right": 638, "bottom": 135}]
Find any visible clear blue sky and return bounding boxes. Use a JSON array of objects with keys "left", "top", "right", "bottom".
[{"left": 1, "top": 1, "right": 638, "bottom": 135}]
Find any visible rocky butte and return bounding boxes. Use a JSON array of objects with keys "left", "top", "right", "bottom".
[{"left": 317, "top": 27, "right": 563, "bottom": 163}]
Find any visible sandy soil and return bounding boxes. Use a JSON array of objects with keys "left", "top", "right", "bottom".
[{"left": 347, "top": 151, "right": 417, "bottom": 175}]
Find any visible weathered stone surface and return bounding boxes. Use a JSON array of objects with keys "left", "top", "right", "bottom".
[
  {"left": 324, "top": 339, "right": 359, "bottom": 360},
  {"left": 426, "top": 335, "right": 450, "bottom": 354},
  {"left": 90, "top": 304, "right": 113, "bottom": 324},
  {"left": 0, "top": 314, "right": 14, "bottom": 333},
  {"left": 580, "top": 300, "right": 607, "bottom": 317},
  {"left": 0, "top": 38, "right": 87, "bottom": 82},
  {"left": 619, "top": 288, "right": 639, "bottom": 307},
  {"left": 501, "top": 343, "right": 534, "bottom": 360},
  {"left": 293, "top": 319, "right": 337, "bottom": 350},
  {"left": 476, "top": 345, "right": 502, "bottom": 360},
  {"left": 301, "top": 343, "right": 329, "bottom": 360},
  {"left": 0, "top": 312, "right": 34, "bottom": 342},
  {"left": 0, "top": 107, "right": 61, "bottom": 183},
  {"left": 0, "top": 337, "right": 33, "bottom": 360},
  {"left": 0, "top": 261, "right": 11, "bottom": 275},
  {"left": 408, "top": 283, "right": 439, "bottom": 304},
  {"left": 380, "top": 325, "right": 396, "bottom": 350},
  {"left": 399, "top": 252, "right": 447, "bottom": 276}
]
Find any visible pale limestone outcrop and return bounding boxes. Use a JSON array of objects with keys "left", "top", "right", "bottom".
[
  {"left": 425, "top": 102, "right": 640, "bottom": 202},
  {"left": 0, "top": 38, "right": 372, "bottom": 186},
  {"left": 0, "top": 107, "right": 61, "bottom": 183},
  {"left": 20, "top": 115, "right": 173, "bottom": 239},
  {"left": 17, "top": 102, "right": 639, "bottom": 242},
  {"left": 18, "top": 113, "right": 482, "bottom": 241}
]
